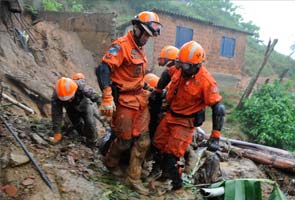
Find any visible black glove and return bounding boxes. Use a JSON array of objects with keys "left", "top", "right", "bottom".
[{"left": 207, "top": 137, "right": 220, "bottom": 152}]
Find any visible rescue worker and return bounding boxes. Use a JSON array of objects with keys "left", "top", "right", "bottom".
[
  {"left": 149, "top": 45, "right": 179, "bottom": 139},
  {"left": 72, "top": 72, "right": 85, "bottom": 80},
  {"left": 72, "top": 72, "right": 101, "bottom": 105},
  {"left": 50, "top": 77, "right": 101, "bottom": 147},
  {"left": 72, "top": 72, "right": 86, "bottom": 87},
  {"left": 95, "top": 11, "right": 162, "bottom": 195},
  {"left": 158, "top": 45, "right": 179, "bottom": 68},
  {"left": 152, "top": 41, "right": 225, "bottom": 190},
  {"left": 144, "top": 72, "right": 159, "bottom": 91}
]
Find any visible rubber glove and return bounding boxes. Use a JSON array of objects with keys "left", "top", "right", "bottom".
[{"left": 101, "top": 86, "right": 116, "bottom": 117}]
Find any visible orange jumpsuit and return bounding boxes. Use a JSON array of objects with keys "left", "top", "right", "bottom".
[
  {"left": 102, "top": 31, "right": 150, "bottom": 140},
  {"left": 153, "top": 66, "right": 222, "bottom": 157},
  {"left": 102, "top": 31, "right": 151, "bottom": 181}
]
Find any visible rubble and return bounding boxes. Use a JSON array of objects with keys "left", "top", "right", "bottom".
[{"left": 9, "top": 152, "right": 30, "bottom": 167}]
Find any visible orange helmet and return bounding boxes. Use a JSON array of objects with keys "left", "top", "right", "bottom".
[
  {"left": 144, "top": 73, "right": 159, "bottom": 88},
  {"left": 55, "top": 77, "right": 78, "bottom": 101},
  {"left": 72, "top": 73, "right": 85, "bottom": 80},
  {"left": 178, "top": 41, "right": 205, "bottom": 64},
  {"left": 132, "top": 11, "right": 162, "bottom": 36},
  {"left": 159, "top": 45, "right": 179, "bottom": 60}
]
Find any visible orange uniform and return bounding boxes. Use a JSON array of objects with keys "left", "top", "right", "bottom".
[
  {"left": 102, "top": 31, "right": 150, "bottom": 139},
  {"left": 98, "top": 11, "right": 163, "bottom": 195},
  {"left": 153, "top": 65, "right": 222, "bottom": 157}
]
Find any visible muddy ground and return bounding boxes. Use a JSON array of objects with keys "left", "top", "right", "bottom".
[{"left": 0, "top": 14, "right": 295, "bottom": 200}]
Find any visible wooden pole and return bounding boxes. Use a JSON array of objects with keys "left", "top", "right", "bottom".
[
  {"left": 231, "top": 147, "right": 295, "bottom": 174},
  {"left": 2, "top": 93, "right": 35, "bottom": 114},
  {"left": 196, "top": 127, "right": 292, "bottom": 156},
  {"left": 0, "top": 115, "right": 53, "bottom": 189},
  {"left": 236, "top": 39, "right": 278, "bottom": 110}
]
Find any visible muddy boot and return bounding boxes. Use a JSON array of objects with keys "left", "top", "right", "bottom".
[
  {"left": 127, "top": 133, "right": 150, "bottom": 195},
  {"left": 105, "top": 138, "right": 132, "bottom": 176},
  {"left": 125, "top": 176, "right": 149, "bottom": 195},
  {"left": 127, "top": 133, "right": 150, "bottom": 179}
]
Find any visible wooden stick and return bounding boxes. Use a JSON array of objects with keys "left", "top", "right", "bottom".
[
  {"left": 231, "top": 147, "right": 295, "bottom": 174},
  {"left": 236, "top": 39, "right": 278, "bottom": 110},
  {"left": 196, "top": 128, "right": 292, "bottom": 157},
  {"left": 2, "top": 93, "right": 35, "bottom": 114}
]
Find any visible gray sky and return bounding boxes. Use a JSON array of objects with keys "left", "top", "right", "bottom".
[{"left": 234, "top": 0, "right": 295, "bottom": 58}]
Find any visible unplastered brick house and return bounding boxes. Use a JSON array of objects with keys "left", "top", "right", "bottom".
[{"left": 117, "top": 9, "right": 252, "bottom": 90}]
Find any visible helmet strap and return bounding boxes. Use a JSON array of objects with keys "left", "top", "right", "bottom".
[{"left": 133, "top": 24, "right": 146, "bottom": 46}]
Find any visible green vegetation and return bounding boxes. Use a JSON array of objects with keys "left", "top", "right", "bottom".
[
  {"left": 41, "top": 0, "right": 63, "bottom": 11},
  {"left": 211, "top": 178, "right": 287, "bottom": 200},
  {"left": 40, "top": 0, "right": 85, "bottom": 12},
  {"left": 234, "top": 80, "right": 295, "bottom": 151}
]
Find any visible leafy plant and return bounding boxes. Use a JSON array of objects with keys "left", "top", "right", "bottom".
[
  {"left": 236, "top": 80, "right": 295, "bottom": 151},
  {"left": 24, "top": 4, "right": 38, "bottom": 16},
  {"left": 41, "top": 0, "right": 84, "bottom": 12},
  {"left": 42, "top": 0, "right": 63, "bottom": 11},
  {"left": 210, "top": 178, "right": 287, "bottom": 200}
]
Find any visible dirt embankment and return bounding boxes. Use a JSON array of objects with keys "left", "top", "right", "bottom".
[{"left": 0, "top": 15, "right": 99, "bottom": 118}]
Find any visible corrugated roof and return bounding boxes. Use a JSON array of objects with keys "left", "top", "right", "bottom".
[
  {"left": 153, "top": 8, "right": 252, "bottom": 35},
  {"left": 117, "top": 8, "right": 252, "bottom": 35}
]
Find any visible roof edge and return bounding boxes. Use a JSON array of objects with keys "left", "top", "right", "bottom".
[{"left": 152, "top": 8, "right": 253, "bottom": 35}]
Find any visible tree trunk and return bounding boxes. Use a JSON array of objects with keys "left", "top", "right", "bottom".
[
  {"left": 236, "top": 39, "right": 278, "bottom": 110},
  {"left": 231, "top": 147, "right": 295, "bottom": 174}
]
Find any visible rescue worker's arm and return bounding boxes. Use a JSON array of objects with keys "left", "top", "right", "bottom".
[
  {"left": 80, "top": 85, "right": 102, "bottom": 105},
  {"left": 156, "top": 69, "right": 171, "bottom": 91},
  {"left": 96, "top": 62, "right": 111, "bottom": 91},
  {"left": 51, "top": 92, "right": 63, "bottom": 142},
  {"left": 202, "top": 73, "right": 224, "bottom": 151},
  {"left": 207, "top": 102, "right": 225, "bottom": 151},
  {"left": 95, "top": 42, "right": 124, "bottom": 117},
  {"left": 150, "top": 68, "right": 171, "bottom": 101},
  {"left": 95, "top": 62, "right": 115, "bottom": 117},
  {"left": 149, "top": 69, "right": 172, "bottom": 138}
]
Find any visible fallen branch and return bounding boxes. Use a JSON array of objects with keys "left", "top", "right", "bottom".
[
  {"left": 195, "top": 128, "right": 295, "bottom": 173},
  {"left": 2, "top": 93, "right": 34, "bottom": 114},
  {"left": 196, "top": 127, "right": 292, "bottom": 157},
  {"left": 231, "top": 146, "right": 295, "bottom": 174}
]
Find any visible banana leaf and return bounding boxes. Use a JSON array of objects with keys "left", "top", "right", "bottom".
[{"left": 210, "top": 178, "right": 286, "bottom": 200}]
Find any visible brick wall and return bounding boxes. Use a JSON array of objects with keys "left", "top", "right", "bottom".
[{"left": 153, "top": 13, "right": 248, "bottom": 76}]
